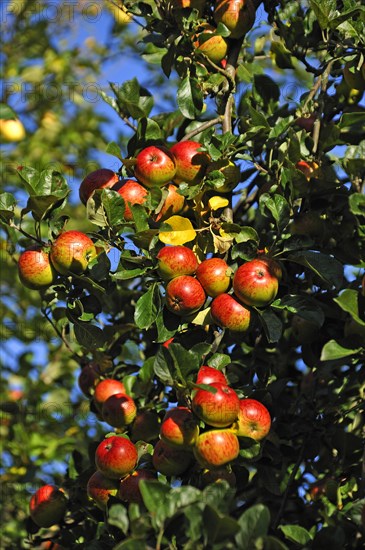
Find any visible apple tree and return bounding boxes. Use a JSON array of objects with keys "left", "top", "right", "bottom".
[{"left": 1, "top": 0, "right": 365, "bottom": 548}]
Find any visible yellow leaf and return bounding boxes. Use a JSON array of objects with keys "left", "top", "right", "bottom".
[
  {"left": 159, "top": 216, "right": 197, "bottom": 245},
  {"left": 208, "top": 196, "right": 229, "bottom": 211}
]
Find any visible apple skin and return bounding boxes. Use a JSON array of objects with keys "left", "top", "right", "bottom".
[
  {"left": 155, "top": 184, "right": 185, "bottom": 222},
  {"left": 170, "top": 141, "right": 210, "bottom": 185},
  {"left": 86, "top": 470, "right": 119, "bottom": 510},
  {"left": 50, "top": 231, "right": 97, "bottom": 275},
  {"left": 192, "top": 382, "right": 240, "bottom": 428},
  {"left": 157, "top": 245, "right": 198, "bottom": 281},
  {"left": 196, "top": 365, "right": 227, "bottom": 386},
  {"left": 196, "top": 257, "right": 231, "bottom": 297},
  {"left": 93, "top": 379, "right": 126, "bottom": 411},
  {"left": 79, "top": 168, "right": 119, "bottom": 204},
  {"left": 152, "top": 439, "right": 193, "bottom": 476},
  {"left": 115, "top": 179, "right": 148, "bottom": 221},
  {"left": 193, "top": 429, "right": 240, "bottom": 468},
  {"left": 78, "top": 363, "right": 101, "bottom": 396},
  {"left": 102, "top": 393, "right": 137, "bottom": 428},
  {"left": 232, "top": 258, "right": 280, "bottom": 307},
  {"left": 165, "top": 275, "right": 206, "bottom": 316},
  {"left": 295, "top": 160, "right": 319, "bottom": 180},
  {"left": 214, "top": 0, "right": 256, "bottom": 39},
  {"left": 131, "top": 410, "right": 161, "bottom": 443},
  {"left": 232, "top": 398, "right": 271, "bottom": 441},
  {"left": 194, "top": 25, "right": 228, "bottom": 64},
  {"left": 95, "top": 436, "right": 138, "bottom": 479},
  {"left": 295, "top": 114, "right": 317, "bottom": 132},
  {"left": 210, "top": 293, "right": 251, "bottom": 332},
  {"left": 134, "top": 146, "right": 177, "bottom": 188},
  {"left": 118, "top": 470, "right": 156, "bottom": 504},
  {"left": 160, "top": 406, "right": 199, "bottom": 448},
  {"left": 18, "top": 247, "right": 56, "bottom": 290},
  {"left": 0, "top": 118, "right": 26, "bottom": 142},
  {"left": 29, "top": 485, "right": 67, "bottom": 528}
]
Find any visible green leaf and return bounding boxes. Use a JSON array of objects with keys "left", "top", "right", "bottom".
[
  {"left": 139, "top": 480, "right": 170, "bottom": 527},
  {"left": 153, "top": 347, "right": 174, "bottom": 385},
  {"left": 0, "top": 103, "right": 17, "bottom": 119},
  {"left": 168, "top": 343, "right": 200, "bottom": 381},
  {"left": 177, "top": 77, "right": 204, "bottom": 119},
  {"left": 17, "top": 165, "right": 40, "bottom": 194},
  {"left": 107, "top": 502, "right": 129, "bottom": 534},
  {"left": 105, "top": 141, "right": 123, "bottom": 161},
  {"left": 309, "top": 0, "right": 337, "bottom": 29},
  {"left": 288, "top": 251, "right": 343, "bottom": 290},
  {"left": 203, "top": 505, "right": 240, "bottom": 544},
  {"left": 207, "top": 353, "right": 231, "bottom": 370},
  {"left": 259, "top": 194, "right": 290, "bottom": 231},
  {"left": 320, "top": 340, "right": 362, "bottom": 361},
  {"left": 258, "top": 309, "right": 283, "bottom": 343},
  {"left": 110, "top": 79, "right": 154, "bottom": 119},
  {"left": 112, "top": 267, "right": 149, "bottom": 281},
  {"left": 73, "top": 321, "right": 105, "bottom": 350},
  {"left": 334, "top": 289, "right": 365, "bottom": 325},
  {"left": 137, "top": 117, "right": 163, "bottom": 141},
  {"left": 349, "top": 193, "right": 365, "bottom": 217},
  {"left": 87, "top": 189, "right": 125, "bottom": 228},
  {"left": 279, "top": 524, "right": 313, "bottom": 545},
  {"left": 134, "top": 283, "right": 161, "bottom": 329},
  {"left": 248, "top": 105, "right": 270, "bottom": 130},
  {"left": 236, "top": 504, "right": 271, "bottom": 550},
  {"left": 0, "top": 192, "right": 17, "bottom": 223},
  {"left": 271, "top": 295, "right": 325, "bottom": 326}
]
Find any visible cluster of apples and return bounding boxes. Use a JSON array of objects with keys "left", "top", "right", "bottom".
[{"left": 157, "top": 243, "right": 282, "bottom": 331}]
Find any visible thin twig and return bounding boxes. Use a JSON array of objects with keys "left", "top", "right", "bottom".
[
  {"left": 41, "top": 307, "right": 81, "bottom": 360},
  {"left": 181, "top": 116, "right": 223, "bottom": 141}
]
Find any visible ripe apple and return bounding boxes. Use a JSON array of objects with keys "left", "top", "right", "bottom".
[
  {"left": 157, "top": 245, "right": 198, "bottom": 281},
  {"left": 18, "top": 247, "right": 56, "bottom": 289},
  {"left": 95, "top": 435, "right": 138, "bottom": 479},
  {"left": 118, "top": 469, "right": 156, "bottom": 504},
  {"left": 214, "top": 0, "right": 256, "bottom": 39},
  {"left": 196, "top": 365, "right": 227, "bottom": 385},
  {"left": 196, "top": 257, "right": 231, "bottom": 297},
  {"left": 50, "top": 231, "right": 97, "bottom": 275},
  {"left": 194, "top": 25, "right": 228, "bottom": 64},
  {"left": 29, "top": 485, "right": 67, "bottom": 528},
  {"left": 93, "top": 378, "right": 126, "bottom": 411},
  {"left": 155, "top": 184, "right": 185, "bottom": 222},
  {"left": 295, "top": 114, "right": 317, "bottom": 132},
  {"left": 86, "top": 470, "right": 119, "bottom": 509},
  {"left": 295, "top": 160, "right": 319, "bottom": 180},
  {"left": 210, "top": 293, "right": 251, "bottom": 332},
  {"left": 170, "top": 141, "right": 210, "bottom": 185},
  {"left": 152, "top": 439, "right": 193, "bottom": 476},
  {"left": 232, "top": 398, "right": 271, "bottom": 441},
  {"left": 0, "top": 118, "right": 26, "bottom": 142},
  {"left": 192, "top": 382, "right": 240, "bottom": 427},
  {"left": 160, "top": 406, "right": 199, "bottom": 448},
  {"left": 232, "top": 258, "right": 280, "bottom": 307},
  {"left": 115, "top": 179, "right": 148, "bottom": 221},
  {"left": 193, "top": 429, "right": 239, "bottom": 468},
  {"left": 206, "top": 159, "right": 241, "bottom": 192},
  {"left": 78, "top": 363, "right": 101, "bottom": 396},
  {"left": 79, "top": 168, "right": 119, "bottom": 204},
  {"left": 130, "top": 410, "right": 161, "bottom": 442},
  {"left": 165, "top": 275, "right": 206, "bottom": 316},
  {"left": 134, "top": 146, "right": 176, "bottom": 188},
  {"left": 102, "top": 393, "right": 137, "bottom": 428}
]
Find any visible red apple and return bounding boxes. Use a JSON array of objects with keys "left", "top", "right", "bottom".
[
  {"left": 232, "top": 258, "right": 280, "bottom": 307},
  {"left": 193, "top": 25, "right": 228, "bottom": 64},
  {"left": 115, "top": 179, "right": 148, "bottom": 221},
  {"left": 29, "top": 485, "right": 67, "bottom": 528},
  {"left": 93, "top": 379, "right": 126, "bottom": 411},
  {"left": 79, "top": 168, "right": 119, "bottom": 204},
  {"left": 193, "top": 429, "right": 239, "bottom": 468},
  {"left": 214, "top": 0, "right": 256, "bottom": 39},
  {"left": 50, "top": 231, "right": 97, "bottom": 275},
  {"left": 165, "top": 275, "right": 206, "bottom": 316},
  {"left": 155, "top": 184, "right": 185, "bottom": 222},
  {"left": 86, "top": 470, "right": 119, "bottom": 509},
  {"left": 95, "top": 436, "right": 138, "bottom": 479},
  {"left": 196, "top": 365, "right": 227, "bottom": 385},
  {"left": 170, "top": 141, "right": 210, "bottom": 185},
  {"left": 210, "top": 293, "right": 251, "bottom": 332},
  {"left": 130, "top": 410, "right": 161, "bottom": 442},
  {"left": 18, "top": 247, "right": 56, "bottom": 289},
  {"left": 118, "top": 469, "right": 156, "bottom": 504},
  {"left": 295, "top": 114, "right": 317, "bottom": 132},
  {"left": 78, "top": 363, "right": 101, "bottom": 396},
  {"left": 102, "top": 393, "right": 137, "bottom": 428},
  {"left": 157, "top": 245, "right": 198, "bottom": 281},
  {"left": 196, "top": 257, "right": 231, "bottom": 297},
  {"left": 160, "top": 407, "right": 199, "bottom": 448},
  {"left": 295, "top": 160, "right": 319, "bottom": 180},
  {"left": 152, "top": 439, "right": 193, "bottom": 476},
  {"left": 232, "top": 398, "right": 271, "bottom": 441},
  {"left": 134, "top": 146, "right": 176, "bottom": 188},
  {"left": 192, "top": 382, "right": 240, "bottom": 427}
]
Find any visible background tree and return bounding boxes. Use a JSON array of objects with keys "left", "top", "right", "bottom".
[{"left": 1, "top": 0, "right": 364, "bottom": 548}]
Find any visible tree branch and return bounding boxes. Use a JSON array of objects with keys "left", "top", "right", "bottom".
[{"left": 181, "top": 116, "right": 223, "bottom": 141}]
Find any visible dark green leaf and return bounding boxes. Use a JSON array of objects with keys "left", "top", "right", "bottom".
[
  {"left": 309, "top": 0, "right": 336, "bottom": 29},
  {"left": 153, "top": 347, "right": 174, "bottom": 385},
  {"left": 271, "top": 295, "right": 325, "bottom": 326},
  {"left": 236, "top": 504, "right": 271, "bottom": 550},
  {"left": 279, "top": 524, "right": 313, "bottom": 545},
  {"left": 258, "top": 309, "right": 283, "bottom": 343},
  {"left": 259, "top": 194, "right": 290, "bottom": 231},
  {"left": 134, "top": 283, "right": 161, "bottom": 329},
  {"left": 288, "top": 251, "right": 343, "bottom": 289},
  {"left": 107, "top": 503, "right": 129, "bottom": 534},
  {"left": 203, "top": 505, "right": 240, "bottom": 544},
  {"left": 73, "top": 321, "right": 105, "bottom": 350},
  {"left": 177, "top": 77, "right": 204, "bottom": 119}
]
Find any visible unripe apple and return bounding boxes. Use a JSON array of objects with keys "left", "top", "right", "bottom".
[
  {"left": 95, "top": 436, "right": 138, "bottom": 479},
  {"left": 152, "top": 439, "right": 193, "bottom": 476},
  {"left": 196, "top": 365, "right": 227, "bottom": 385},
  {"left": 155, "top": 184, "right": 185, "bottom": 222},
  {"left": 192, "top": 382, "right": 240, "bottom": 427},
  {"left": 116, "top": 179, "right": 148, "bottom": 221},
  {"left": 50, "top": 231, "right": 97, "bottom": 275},
  {"left": 0, "top": 118, "right": 26, "bottom": 142},
  {"left": 157, "top": 245, "right": 198, "bottom": 281},
  {"left": 232, "top": 398, "right": 271, "bottom": 441},
  {"left": 102, "top": 393, "right": 137, "bottom": 428},
  {"left": 233, "top": 258, "right": 280, "bottom": 307},
  {"left": 196, "top": 257, "right": 231, "bottom": 297},
  {"left": 165, "top": 275, "right": 206, "bottom": 316},
  {"left": 214, "top": 0, "right": 256, "bottom": 39},
  {"left": 160, "top": 406, "right": 199, "bottom": 448},
  {"left": 79, "top": 168, "right": 119, "bottom": 204},
  {"left": 194, "top": 25, "right": 228, "bottom": 64},
  {"left": 170, "top": 141, "right": 210, "bottom": 185},
  {"left": 210, "top": 293, "right": 251, "bottom": 332},
  {"left": 78, "top": 363, "right": 101, "bottom": 396},
  {"left": 118, "top": 469, "right": 156, "bottom": 504},
  {"left": 29, "top": 485, "right": 67, "bottom": 528},
  {"left": 86, "top": 470, "right": 119, "bottom": 510},
  {"left": 18, "top": 247, "right": 56, "bottom": 289},
  {"left": 134, "top": 146, "right": 176, "bottom": 188},
  {"left": 206, "top": 159, "right": 241, "bottom": 192},
  {"left": 93, "top": 379, "right": 126, "bottom": 411},
  {"left": 194, "top": 429, "right": 239, "bottom": 468},
  {"left": 131, "top": 410, "right": 161, "bottom": 442}
]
